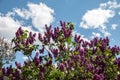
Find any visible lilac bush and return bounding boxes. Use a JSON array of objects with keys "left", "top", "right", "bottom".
[{"left": 0, "top": 21, "right": 120, "bottom": 80}]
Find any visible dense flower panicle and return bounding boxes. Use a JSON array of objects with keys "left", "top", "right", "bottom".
[
  {"left": 62, "top": 27, "right": 72, "bottom": 38},
  {"left": 48, "top": 52, "right": 52, "bottom": 59},
  {"left": 13, "top": 27, "right": 37, "bottom": 55},
  {"left": 59, "top": 63, "right": 65, "bottom": 71},
  {"left": 35, "top": 52, "right": 39, "bottom": 57},
  {"left": 99, "top": 43, "right": 106, "bottom": 52},
  {"left": 42, "top": 37, "right": 46, "bottom": 44},
  {"left": 42, "top": 24, "right": 53, "bottom": 44},
  {"left": 114, "top": 58, "right": 120, "bottom": 70},
  {"left": 24, "top": 61, "right": 28, "bottom": 66},
  {"left": 0, "top": 76, "right": 3, "bottom": 80},
  {"left": 28, "top": 37, "right": 35, "bottom": 44},
  {"left": 93, "top": 74, "right": 104, "bottom": 80},
  {"left": 67, "top": 58, "right": 74, "bottom": 69},
  {"left": 75, "top": 45, "right": 80, "bottom": 51},
  {"left": 78, "top": 49, "right": 86, "bottom": 56},
  {"left": 82, "top": 41, "right": 89, "bottom": 48},
  {"left": 86, "top": 64, "right": 94, "bottom": 72},
  {"left": 29, "top": 32, "right": 32, "bottom": 38},
  {"left": 63, "top": 61, "right": 69, "bottom": 69},
  {"left": 39, "top": 65, "right": 46, "bottom": 73},
  {"left": 60, "top": 21, "right": 66, "bottom": 27},
  {"left": 39, "top": 47, "right": 44, "bottom": 53},
  {"left": 44, "top": 33, "right": 50, "bottom": 43},
  {"left": 2, "top": 68, "right": 6, "bottom": 75},
  {"left": 45, "top": 24, "right": 52, "bottom": 36},
  {"left": 39, "top": 56, "right": 43, "bottom": 63},
  {"left": 51, "top": 49, "right": 59, "bottom": 58},
  {"left": 14, "top": 41, "right": 19, "bottom": 47},
  {"left": 6, "top": 65, "right": 13, "bottom": 76},
  {"left": 25, "top": 38, "right": 29, "bottom": 46},
  {"left": 90, "top": 57, "right": 95, "bottom": 64},
  {"left": 22, "top": 39, "right": 25, "bottom": 45},
  {"left": 52, "top": 27, "right": 59, "bottom": 40},
  {"left": 34, "top": 52, "right": 40, "bottom": 66},
  {"left": 2, "top": 66, "right": 21, "bottom": 79},
  {"left": 15, "top": 31, "right": 20, "bottom": 39},
  {"left": 92, "top": 47, "right": 97, "bottom": 54},
  {"left": 46, "top": 60, "right": 52, "bottom": 66},
  {"left": 33, "top": 33, "right": 36, "bottom": 38},
  {"left": 59, "top": 44, "right": 64, "bottom": 51},
  {"left": 117, "top": 74, "right": 120, "bottom": 80},
  {"left": 14, "top": 69, "right": 20, "bottom": 78},
  {"left": 111, "top": 45, "right": 120, "bottom": 55},
  {"left": 29, "top": 32, "right": 36, "bottom": 38},
  {"left": 91, "top": 37, "right": 98, "bottom": 47},
  {"left": 98, "top": 61, "right": 106, "bottom": 68},
  {"left": 96, "top": 55, "right": 103, "bottom": 61},
  {"left": 15, "top": 27, "right": 22, "bottom": 38},
  {"left": 74, "top": 34, "right": 81, "bottom": 43},
  {"left": 104, "top": 37, "right": 109, "bottom": 46},
  {"left": 18, "top": 27, "right": 22, "bottom": 34},
  {"left": 15, "top": 61, "right": 21, "bottom": 69},
  {"left": 38, "top": 33, "right": 43, "bottom": 41}
]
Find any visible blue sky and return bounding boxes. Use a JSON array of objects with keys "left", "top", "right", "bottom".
[{"left": 0, "top": 0, "right": 120, "bottom": 66}]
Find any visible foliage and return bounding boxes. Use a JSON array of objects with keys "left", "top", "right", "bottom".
[
  {"left": 0, "top": 21, "right": 120, "bottom": 80},
  {"left": 0, "top": 37, "right": 15, "bottom": 68}
]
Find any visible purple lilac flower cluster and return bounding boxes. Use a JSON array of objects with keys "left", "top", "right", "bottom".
[{"left": 0, "top": 21, "right": 120, "bottom": 80}]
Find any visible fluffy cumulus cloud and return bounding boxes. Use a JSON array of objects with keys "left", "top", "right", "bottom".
[
  {"left": 91, "top": 32, "right": 101, "bottom": 38},
  {"left": 80, "top": 0, "right": 120, "bottom": 37},
  {"left": 100, "top": 29, "right": 111, "bottom": 37},
  {"left": 0, "top": 13, "right": 21, "bottom": 40},
  {"left": 0, "top": 2, "right": 54, "bottom": 40},
  {"left": 14, "top": 3, "right": 54, "bottom": 33},
  {"left": 0, "top": 13, "right": 34, "bottom": 41},
  {"left": 100, "top": 0, "right": 120, "bottom": 9},
  {"left": 111, "top": 24, "right": 118, "bottom": 30},
  {"left": 14, "top": 8, "right": 30, "bottom": 20},
  {"left": 80, "top": 8, "right": 114, "bottom": 29}
]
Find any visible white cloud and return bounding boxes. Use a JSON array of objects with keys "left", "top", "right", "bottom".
[
  {"left": 14, "top": 2, "right": 54, "bottom": 33},
  {"left": 80, "top": 0, "right": 120, "bottom": 37},
  {"left": 0, "top": 13, "right": 21, "bottom": 40},
  {"left": 0, "top": 2, "right": 54, "bottom": 40},
  {"left": 100, "top": 0, "right": 120, "bottom": 9},
  {"left": 103, "top": 31, "right": 111, "bottom": 37},
  {"left": 0, "top": 13, "right": 34, "bottom": 41},
  {"left": 28, "top": 2, "right": 54, "bottom": 33},
  {"left": 118, "top": 12, "right": 120, "bottom": 15},
  {"left": 91, "top": 32, "right": 101, "bottom": 38},
  {"left": 14, "top": 8, "right": 30, "bottom": 20},
  {"left": 80, "top": 8, "right": 114, "bottom": 29},
  {"left": 111, "top": 24, "right": 117, "bottom": 30},
  {"left": 100, "top": 29, "right": 111, "bottom": 37}
]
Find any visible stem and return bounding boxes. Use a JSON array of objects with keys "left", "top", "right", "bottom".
[{"left": 27, "top": 55, "right": 31, "bottom": 62}]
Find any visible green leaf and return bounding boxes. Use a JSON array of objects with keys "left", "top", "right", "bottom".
[
  {"left": 67, "top": 35, "right": 72, "bottom": 45},
  {"left": 72, "top": 42, "right": 76, "bottom": 47},
  {"left": 22, "top": 33, "right": 27, "bottom": 39},
  {"left": 74, "top": 51, "right": 78, "bottom": 55},
  {"left": 24, "top": 30, "right": 29, "bottom": 32},
  {"left": 29, "top": 44, "right": 34, "bottom": 48},
  {"left": 48, "top": 69, "right": 65, "bottom": 80}
]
